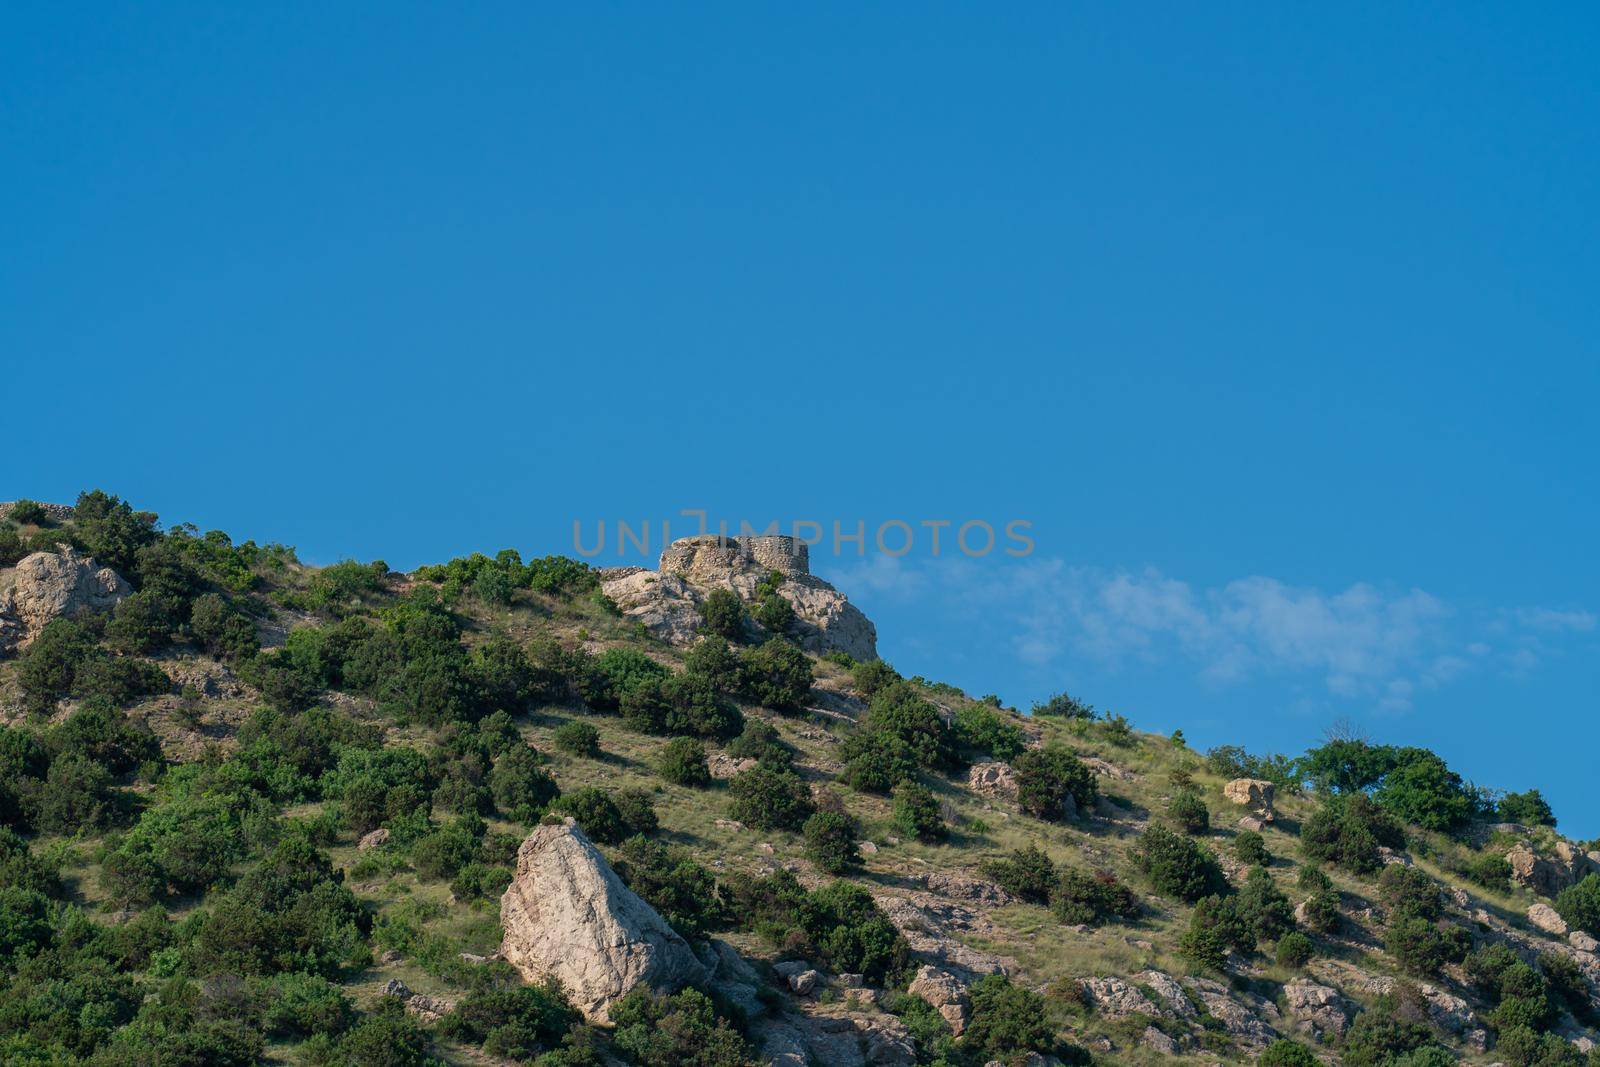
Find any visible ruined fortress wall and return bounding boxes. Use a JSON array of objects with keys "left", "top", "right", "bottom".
[
  {"left": 658, "top": 534, "right": 810, "bottom": 577},
  {"left": 0, "top": 501, "right": 76, "bottom": 524}
]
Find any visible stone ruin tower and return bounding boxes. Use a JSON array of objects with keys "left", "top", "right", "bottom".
[{"left": 657, "top": 534, "right": 809, "bottom": 579}]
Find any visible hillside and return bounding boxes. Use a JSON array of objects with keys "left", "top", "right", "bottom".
[{"left": 1, "top": 492, "right": 1597, "bottom": 1067}]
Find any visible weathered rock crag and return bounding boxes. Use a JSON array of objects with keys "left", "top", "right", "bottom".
[
  {"left": 601, "top": 535, "right": 877, "bottom": 661},
  {"left": 499, "top": 819, "right": 710, "bottom": 1022},
  {"left": 0, "top": 547, "right": 132, "bottom": 653}
]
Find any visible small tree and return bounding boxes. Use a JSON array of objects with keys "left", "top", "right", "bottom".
[
  {"left": 891, "top": 781, "right": 947, "bottom": 843},
  {"left": 1234, "top": 829, "right": 1268, "bottom": 866},
  {"left": 552, "top": 720, "right": 600, "bottom": 758},
  {"left": 657, "top": 737, "right": 710, "bottom": 787},
  {"left": 490, "top": 745, "right": 559, "bottom": 823},
  {"left": 1013, "top": 748, "right": 1096, "bottom": 820},
  {"left": 727, "top": 765, "right": 813, "bottom": 832},
  {"left": 1135, "top": 826, "right": 1225, "bottom": 902},
  {"left": 1167, "top": 789, "right": 1210, "bottom": 834},
  {"left": 697, "top": 589, "right": 746, "bottom": 641},
  {"left": 1556, "top": 874, "right": 1600, "bottom": 936},
  {"left": 802, "top": 811, "right": 860, "bottom": 873}
]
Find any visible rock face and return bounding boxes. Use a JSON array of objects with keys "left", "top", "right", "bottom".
[
  {"left": 0, "top": 548, "right": 131, "bottom": 652},
  {"left": 967, "top": 761, "right": 1019, "bottom": 801},
  {"left": 1283, "top": 978, "right": 1353, "bottom": 1038},
  {"left": 499, "top": 820, "right": 708, "bottom": 1021},
  {"left": 908, "top": 965, "right": 971, "bottom": 1035},
  {"left": 1529, "top": 902, "right": 1571, "bottom": 936},
  {"left": 1222, "top": 778, "right": 1275, "bottom": 820},
  {"left": 600, "top": 535, "right": 877, "bottom": 661},
  {"left": 1507, "top": 842, "right": 1599, "bottom": 897}
]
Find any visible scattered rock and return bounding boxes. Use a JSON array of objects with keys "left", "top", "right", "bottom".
[
  {"left": 1222, "top": 778, "right": 1275, "bottom": 820},
  {"left": 709, "top": 752, "right": 759, "bottom": 780},
  {"left": 967, "top": 761, "right": 1019, "bottom": 801},
  {"left": 1238, "top": 815, "right": 1266, "bottom": 832},
  {"left": 1283, "top": 978, "right": 1352, "bottom": 1038},
  {"left": 1079, "top": 977, "right": 1159, "bottom": 1018},
  {"left": 358, "top": 827, "right": 391, "bottom": 851},
  {"left": 0, "top": 547, "right": 131, "bottom": 653},
  {"left": 1081, "top": 756, "right": 1134, "bottom": 781},
  {"left": 872, "top": 892, "right": 1015, "bottom": 977},
  {"left": 1183, "top": 977, "right": 1279, "bottom": 1049},
  {"left": 923, "top": 870, "right": 1014, "bottom": 907},
  {"left": 908, "top": 965, "right": 971, "bottom": 1035},
  {"left": 1529, "top": 902, "right": 1570, "bottom": 936},
  {"left": 714, "top": 818, "right": 748, "bottom": 833},
  {"left": 1135, "top": 970, "right": 1196, "bottom": 1019},
  {"left": 857, "top": 840, "right": 878, "bottom": 855},
  {"left": 1571, "top": 931, "right": 1600, "bottom": 954},
  {"left": 1141, "top": 1025, "right": 1178, "bottom": 1055},
  {"left": 1507, "top": 842, "right": 1598, "bottom": 897},
  {"left": 499, "top": 819, "right": 708, "bottom": 1022}
]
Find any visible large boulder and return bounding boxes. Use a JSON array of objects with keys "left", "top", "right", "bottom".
[
  {"left": 1222, "top": 778, "right": 1275, "bottom": 821},
  {"left": 0, "top": 547, "right": 131, "bottom": 653},
  {"left": 1507, "top": 842, "right": 1598, "bottom": 897},
  {"left": 601, "top": 535, "right": 877, "bottom": 661},
  {"left": 499, "top": 820, "right": 709, "bottom": 1022},
  {"left": 1282, "top": 978, "right": 1353, "bottom": 1039},
  {"left": 908, "top": 965, "right": 971, "bottom": 1035},
  {"left": 967, "top": 761, "right": 1019, "bottom": 802}
]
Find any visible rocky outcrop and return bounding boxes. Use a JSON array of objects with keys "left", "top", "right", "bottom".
[
  {"left": 1507, "top": 841, "right": 1599, "bottom": 897},
  {"left": 908, "top": 965, "right": 971, "bottom": 1034},
  {"left": 0, "top": 548, "right": 131, "bottom": 653},
  {"left": 382, "top": 978, "right": 456, "bottom": 1023},
  {"left": 923, "top": 870, "right": 1014, "bottom": 908},
  {"left": 600, "top": 536, "right": 877, "bottom": 661},
  {"left": 1079, "top": 977, "right": 1159, "bottom": 1018},
  {"left": 1223, "top": 778, "right": 1275, "bottom": 821},
  {"left": 499, "top": 820, "right": 709, "bottom": 1021},
  {"left": 967, "top": 761, "right": 1018, "bottom": 801},
  {"left": 1282, "top": 978, "right": 1352, "bottom": 1038},
  {"left": 1183, "top": 977, "right": 1280, "bottom": 1049},
  {"left": 872, "top": 891, "right": 1015, "bottom": 978},
  {"left": 1530, "top": 902, "right": 1571, "bottom": 936}
]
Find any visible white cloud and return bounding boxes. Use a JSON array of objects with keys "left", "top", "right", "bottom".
[{"left": 834, "top": 555, "right": 1593, "bottom": 714}]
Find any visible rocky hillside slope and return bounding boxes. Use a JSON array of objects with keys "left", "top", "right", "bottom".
[{"left": 0, "top": 492, "right": 1597, "bottom": 1067}]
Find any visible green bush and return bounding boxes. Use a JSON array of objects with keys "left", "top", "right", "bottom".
[
  {"left": 1013, "top": 747, "right": 1096, "bottom": 820},
  {"left": 658, "top": 737, "right": 711, "bottom": 787},
  {"left": 612, "top": 837, "right": 727, "bottom": 939},
  {"left": 726, "top": 720, "right": 792, "bottom": 767},
  {"left": 980, "top": 846, "right": 1056, "bottom": 904},
  {"left": 1049, "top": 868, "right": 1139, "bottom": 926},
  {"left": 1167, "top": 789, "right": 1210, "bottom": 834},
  {"left": 951, "top": 703, "right": 1025, "bottom": 761},
  {"left": 1235, "top": 830, "right": 1268, "bottom": 866},
  {"left": 1275, "top": 931, "right": 1315, "bottom": 968},
  {"left": 1385, "top": 914, "right": 1470, "bottom": 977},
  {"left": 754, "top": 591, "right": 795, "bottom": 634},
  {"left": 1135, "top": 826, "right": 1226, "bottom": 902},
  {"left": 839, "top": 729, "right": 917, "bottom": 794},
  {"left": 552, "top": 720, "right": 601, "bottom": 757},
  {"left": 961, "top": 974, "right": 1055, "bottom": 1061},
  {"left": 683, "top": 637, "right": 744, "bottom": 693},
  {"left": 439, "top": 975, "right": 577, "bottom": 1061},
  {"left": 610, "top": 985, "right": 753, "bottom": 1067},
  {"left": 1236, "top": 866, "right": 1294, "bottom": 942},
  {"left": 803, "top": 811, "right": 861, "bottom": 873},
  {"left": 724, "top": 868, "right": 911, "bottom": 985},
  {"left": 1258, "top": 1039, "right": 1319, "bottom": 1066},
  {"left": 891, "top": 781, "right": 948, "bottom": 843},
  {"left": 1300, "top": 887, "right": 1342, "bottom": 934},
  {"left": 1498, "top": 788, "right": 1556, "bottom": 827},
  {"left": 697, "top": 589, "right": 747, "bottom": 641},
  {"left": 1031, "top": 692, "right": 1095, "bottom": 719},
  {"left": 1378, "top": 865, "right": 1442, "bottom": 922},
  {"left": 738, "top": 638, "right": 814, "bottom": 713},
  {"left": 550, "top": 787, "right": 629, "bottom": 845},
  {"left": 1300, "top": 793, "right": 1404, "bottom": 873},
  {"left": 1556, "top": 874, "right": 1600, "bottom": 936},
  {"left": 591, "top": 647, "right": 671, "bottom": 710},
  {"left": 305, "top": 996, "right": 432, "bottom": 1067},
  {"left": 262, "top": 973, "right": 356, "bottom": 1038},
  {"left": 1341, "top": 997, "right": 1444, "bottom": 1067},
  {"left": 490, "top": 744, "right": 560, "bottom": 823},
  {"left": 850, "top": 658, "right": 900, "bottom": 699},
  {"left": 727, "top": 764, "right": 814, "bottom": 832}
]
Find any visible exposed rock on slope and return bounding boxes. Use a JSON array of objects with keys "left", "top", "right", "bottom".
[
  {"left": 601, "top": 535, "right": 877, "bottom": 660},
  {"left": 0, "top": 547, "right": 131, "bottom": 652},
  {"left": 499, "top": 819, "right": 710, "bottom": 1021}
]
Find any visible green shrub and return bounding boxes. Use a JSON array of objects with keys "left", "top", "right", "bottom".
[
  {"left": 1236, "top": 866, "right": 1294, "bottom": 942},
  {"left": 50, "top": 698, "right": 160, "bottom": 773},
  {"left": 738, "top": 638, "right": 814, "bottom": 713},
  {"left": 1385, "top": 914, "right": 1470, "bottom": 977},
  {"left": 1340, "top": 997, "right": 1443, "bottom": 1067},
  {"left": 613, "top": 837, "right": 727, "bottom": 939},
  {"left": 1300, "top": 793, "right": 1404, "bottom": 873},
  {"left": 726, "top": 720, "right": 792, "bottom": 767},
  {"left": 951, "top": 703, "right": 1025, "bottom": 761},
  {"left": 591, "top": 648, "right": 670, "bottom": 711},
  {"left": 1167, "top": 789, "right": 1210, "bottom": 834},
  {"left": 981, "top": 845, "right": 1056, "bottom": 904},
  {"left": 727, "top": 764, "right": 814, "bottom": 832},
  {"left": 1498, "top": 788, "right": 1556, "bottom": 827},
  {"left": 16, "top": 618, "right": 97, "bottom": 713},
  {"left": 1013, "top": 747, "right": 1096, "bottom": 820},
  {"left": 1258, "top": 1039, "right": 1319, "bottom": 1066},
  {"left": 490, "top": 744, "right": 559, "bottom": 823},
  {"left": 839, "top": 729, "right": 917, "bottom": 794},
  {"left": 610, "top": 985, "right": 753, "bottom": 1067},
  {"left": 888, "top": 781, "right": 944, "bottom": 843},
  {"left": 724, "top": 868, "right": 911, "bottom": 985},
  {"left": 1049, "top": 868, "right": 1139, "bottom": 926},
  {"left": 1235, "top": 830, "right": 1268, "bottom": 866},
  {"left": 1275, "top": 931, "right": 1315, "bottom": 968},
  {"left": 613, "top": 789, "right": 658, "bottom": 837},
  {"left": 754, "top": 592, "right": 795, "bottom": 634},
  {"left": 305, "top": 996, "right": 432, "bottom": 1067},
  {"left": 962, "top": 974, "right": 1055, "bottom": 1061},
  {"left": 658, "top": 737, "right": 711, "bottom": 787},
  {"left": 1300, "top": 887, "right": 1342, "bottom": 934},
  {"left": 550, "top": 787, "right": 629, "bottom": 845},
  {"left": 697, "top": 589, "right": 747, "bottom": 641},
  {"left": 1556, "top": 873, "right": 1600, "bottom": 936},
  {"left": 1135, "top": 826, "right": 1225, "bottom": 902},
  {"left": 1378, "top": 865, "right": 1442, "bottom": 922},
  {"left": 683, "top": 637, "right": 743, "bottom": 693},
  {"left": 1031, "top": 692, "right": 1095, "bottom": 719},
  {"left": 439, "top": 975, "right": 577, "bottom": 1061},
  {"left": 850, "top": 658, "right": 900, "bottom": 699},
  {"left": 262, "top": 973, "right": 356, "bottom": 1038},
  {"left": 552, "top": 720, "right": 601, "bottom": 757},
  {"left": 803, "top": 811, "right": 861, "bottom": 873}
]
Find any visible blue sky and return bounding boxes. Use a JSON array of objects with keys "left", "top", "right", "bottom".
[{"left": 4, "top": 6, "right": 1596, "bottom": 832}]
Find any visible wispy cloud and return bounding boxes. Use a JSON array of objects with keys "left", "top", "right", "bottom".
[{"left": 825, "top": 556, "right": 1593, "bottom": 714}]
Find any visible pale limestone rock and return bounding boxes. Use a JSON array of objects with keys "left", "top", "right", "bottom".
[
  {"left": 967, "top": 761, "right": 1019, "bottom": 801},
  {"left": 1222, "top": 778, "right": 1275, "bottom": 820},
  {"left": 1529, "top": 902, "right": 1570, "bottom": 936},
  {"left": 1283, "top": 978, "right": 1352, "bottom": 1038},
  {"left": 908, "top": 965, "right": 970, "bottom": 1035},
  {"left": 499, "top": 820, "right": 708, "bottom": 1022},
  {"left": 601, "top": 535, "right": 877, "bottom": 660},
  {"left": 1141, "top": 1026, "right": 1178, "bottom": 1055},
  {"left": 0, "top": 547, "right": 131, "bottom": 652},
  {"left": 358, "top": 827, "right": 390, "bottom": 851},
  {"left": 1134, "top": 970, "right": 1196, "bottom": 1019},
  {"left": 1079, "top": 976, "right": 1158, "bottom": 1017},
  {"left": 1571, "top": 931, "right": 1600, "bottom": 953}
]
